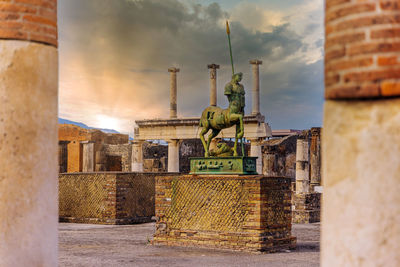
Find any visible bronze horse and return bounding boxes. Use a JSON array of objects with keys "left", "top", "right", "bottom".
[{"left": 199, "top": 73, "right": 245, "bottom": 157}]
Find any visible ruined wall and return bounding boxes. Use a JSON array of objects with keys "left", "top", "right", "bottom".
[
  {"left": 143, "top": 142, "right": 168, "bottom": 172},
  {"left": 154, "top": 175, "right": 296, "bottom": 252},
  {"left": 58, "top": 124, "right": 129, "bottom": 172},
  {"left": 100, "top": 144, "right": 132, "bottom": 172},
  {"left": 59, "top": 124, "right": 89, "bottom": 172},
  {"left": 59, "top": 172, "right": 166, "bottom": 224}
]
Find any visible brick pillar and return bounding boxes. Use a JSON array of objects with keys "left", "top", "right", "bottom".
[
  {"left": 0, "top": 0, "right": 58, "bottom": 265},
  {"left": 323, "top": 1, "right": 400, "bottom": 266},
  {"left": 207, "top": 63, "right": 219, "bottom": 106},
  {"left": 168, "top": 67, "right": 179, "bottom": 119}
]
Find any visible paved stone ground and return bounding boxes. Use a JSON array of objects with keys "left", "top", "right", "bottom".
[{"left": 59, "top": 222, "right": 320, "bottom": 267}]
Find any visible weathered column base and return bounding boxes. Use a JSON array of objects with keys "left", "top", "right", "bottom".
[{"left": 153, "top": 175, "right": 296, "bottom": 253}]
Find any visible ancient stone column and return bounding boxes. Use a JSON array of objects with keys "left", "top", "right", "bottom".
[
  {"left": 168, "top": 67, "right": 179, "bottom": 119},
  {"left": 295, "top": 139, "right": 309, "bottom": 194},
  {"left": 207, "top": 63, "right": 219, "bottom": 106},
  {"left": 59, "top": 141, "right": 70, "bottom": 173},
  {"left": 323, "top": 1, "right": 400, "bottom": 266},
  {"left": 81, "top": 141, "right": 95, "bottom": 172},
  {"left": 0, "top": 1, "right": 58, "bottom": 265},
  {"left": 250, "top": 60, "right": 262, "bottom": 115},
  {"left": 167, "top": 139, "right": 180, "bottom": 172},
  {"left": 249, "top": 138, "right": 263, "bottom": 174},
  {"left": 309, "top": 127, "right": 321, "bottom": 190},
  {"left": 131, "top": 140, "right": 144, "bottom": 172}
]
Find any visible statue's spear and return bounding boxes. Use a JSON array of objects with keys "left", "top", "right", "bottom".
[{"left": 226, "top": 20, "right": 234, "bottom": 75}]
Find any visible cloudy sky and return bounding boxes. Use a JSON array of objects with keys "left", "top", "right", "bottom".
[{"left": 58, "top": 0, "right": 324, "bottom": 136}]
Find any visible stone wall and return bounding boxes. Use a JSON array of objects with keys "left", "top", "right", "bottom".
[
  {"left": 59, "top": 172, "right": 165, "bottom": 224},
  {"left": 59, "top": 124, "right": 129, "bottom": 172},
  {"left": 100, "top": 144, "right": 132, "bottom": 172},
  {"left": 262, "top": 135, "right": 298, "bottom": 178},
  {"left": 153, "top": 175, "right": 296, "bottom": 253}
]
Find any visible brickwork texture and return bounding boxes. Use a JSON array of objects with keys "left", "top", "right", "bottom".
[
  {"left": 325, "top": 0, "right": 400, "bottom": 98},
  {"left": 59, "top": 172, "right": 163, "bottom": 224},
  {"left": 0, "top": 0, "right": 57, "bottom": 46},
  {"left": 153, "top": 175, "right": 296, "bottom": 253}
]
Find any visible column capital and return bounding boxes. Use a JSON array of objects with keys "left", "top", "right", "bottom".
[
  {"left": 168, "top": 67, "right": 180, "bottom": 73},
  {"left": 249, "top": 59, "right": 263, "bottom": 65},
  {"left": 207, "top": 63, "right": 220, "bottom": 69}
]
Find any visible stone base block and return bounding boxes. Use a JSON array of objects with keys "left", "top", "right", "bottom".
[
  {"left": 292, "top": 193, "right": 321, "bottom": 224},
  {"left": 153, "top": 175, "right": 296, "bottom": 253},
  {"left": 292, "top": 210, "right": 320, "bottom": 224}
]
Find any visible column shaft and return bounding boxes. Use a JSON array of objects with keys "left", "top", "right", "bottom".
[
  {"left": 250, "top": 139, "right": 263, "bottom": 174},
  {"left": 323, "top": 1, "right": 400, "bottom": 265},
  {"left": 167, "top": 140, "right": 179, "bottom": 172},
  {"left": 132, "top": 141, "right": 144, "bottom": 172},
  {"left": 0, "top": 0, "right": 58, "bottom": 262},
  {"left": 250, "top": 60, "right": 262, "bottom": 115},
  {"left": 208, "top": 64, "right": 219, "bottom": 106},
  {"left": 168, "top": 68, "right": 179, "bottom": 119},
  {"left": 295, "top": 139, "right": 309, "bottom": 194}
]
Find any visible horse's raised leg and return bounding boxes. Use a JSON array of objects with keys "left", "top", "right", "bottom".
[
  {"left": 207, "top": 129, "right": 220, "bottom": 155},
  {"left": 200, "top": 125, "right": 210, "bottom": 157}
]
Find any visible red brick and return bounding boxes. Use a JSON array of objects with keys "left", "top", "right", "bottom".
[
  {"left": 326, "top": 3, "right": 375, "bottom": 23},
  {"left": 378, "top": 56, "right": 398, "bottom": 66},
  {"left": 325, "top": 74, "right": 340, "bottom": 86},
  {"left": 380, "top": 0, "right": 400, "bottom": 10},
  {"left": 348, "top": 42, "right": 400, "bottom": 56},
  {"left": 371, "top": 28, "right": 400, "bottom": 39},
  {"left": 326, "top": 84, "right": 381, "bottom": 99},
  {"left": 326, "top": 0, "right": 351, "bottom": 9},
  {"left": 23, "top": 14, "right": 56, "bottom": 27},
  {"left": 0, "top": 28, "right": 27, "bottom": 39},
  {"left": 14, "top": 0, "right": 53, "bottom": 8},
  {"left": 0, "top": 12, "right": 19, "bottom": 20},
  {"left": 381, "top": 81, "right": 400, "bottom": 96},
  {"left": 343, "top": 68, "right": 400, "bottom": 82},
  {"left": 326, "top": 57, "right": 373, "bottom": 71},
  {"left": 332, "top": 14, "right": 400, "bottom": 33},
  {"left": 325, "top": 32, "right": 365, "bottom": 47},
  {"left": 325, "top": 47, "right": 346, "bottom": 61},
  {"left": 0, "top": 2, "right": 37, "bottom": 13},
  {"left": 0, "top": 21, "right": 23, "bottom": 29}
]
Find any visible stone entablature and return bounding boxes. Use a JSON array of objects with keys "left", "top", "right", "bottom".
[{"left": 135, "top": 114, "right": 271, "bottom": 141}]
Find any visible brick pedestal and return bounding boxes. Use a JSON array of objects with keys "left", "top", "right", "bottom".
[{"left": 153, "top": 175, "right": 296, "bottom": 253}]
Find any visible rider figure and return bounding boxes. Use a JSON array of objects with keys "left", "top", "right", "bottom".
[{"left": 224, "top": 72, "right": 245, "bottom": 115}]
